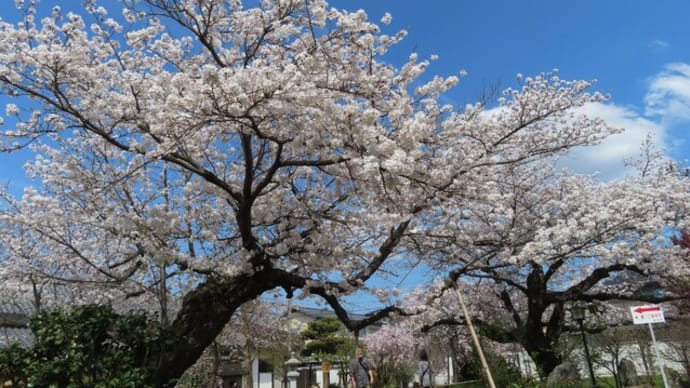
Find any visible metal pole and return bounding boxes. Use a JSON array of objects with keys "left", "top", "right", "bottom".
[
  {"left": 578, "top": 320, "right": 597, "bottom": 388},
  {"left": 648, "top": 323, "right": 670, "bottom": 388},
  {"left": 452, "top": 282, "right": 496, "bottom": 388}
]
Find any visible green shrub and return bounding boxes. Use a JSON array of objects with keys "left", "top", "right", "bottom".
[
  {"left": 0, "top": 304, "right": 166, "bottom": 387},
  {"left": 455, "top": 349, "right": 523, "bottom": 387}
]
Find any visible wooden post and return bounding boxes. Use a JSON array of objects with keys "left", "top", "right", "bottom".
[
  {"left": 452, "top": 281, "right": 496, "bottom": 388},
  {"left": 322, "top": 361, "right": 330, "bottom": 388}
]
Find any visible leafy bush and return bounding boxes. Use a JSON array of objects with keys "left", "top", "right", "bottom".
[
  {"left": 372, "top": 359, "right": 414, "bottom": 388},
  {"left": 455, "top": 348, "right": 523, "bottom": 388},
  {"left": 0, "top": 304, "right": 166, "bottom": 387},
  {"left": 0, "top": 342, "right": 30, "bottom": 386}
]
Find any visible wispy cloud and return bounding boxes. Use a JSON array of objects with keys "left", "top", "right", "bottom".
[
  {"left": 649, "top": 39, "right": 670, "bottom": 49},
  {"left": 645, "top": 62, "right": 690, "bottom": 122}
]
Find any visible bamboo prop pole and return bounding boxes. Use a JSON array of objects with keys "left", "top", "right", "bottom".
[{"left": 452, "top": 280, "right": 496, "bottom": 388}]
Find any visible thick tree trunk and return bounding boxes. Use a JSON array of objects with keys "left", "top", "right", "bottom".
[
  {"left": 522, "top": 338, "right": 562, "bottom": 378},
  {"left": 147, "top": 268, "right": 290, "bottom": 387},
  {"left": 521, "top": 308, "right": 563, "bottom": 376},
  {"left": 520, "top": 265, "right": 564, "bottom": 377}
]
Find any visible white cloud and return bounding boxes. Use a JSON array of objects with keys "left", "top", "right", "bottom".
[
  {"left": 558, "top": 102, "right": 665, "bottom": 181},
  {"left": 645, "top": 62, "right": 690, "bottom": 122},
  {"left": 559, "top": 61, "right": 690, "bottom": 180}
]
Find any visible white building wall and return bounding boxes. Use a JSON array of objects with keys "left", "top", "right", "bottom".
[
  {"left": 314, "top": 366, "right": 344, "bottom": 388},
  {"left": 578, "top": 340, "right": 686, "bottom": 377},
  {"left": 258, "top": 372, "right": 273, "bottom": 388},
  {"left": 501, "top": 339, "right": 686, "bottom": 379}
]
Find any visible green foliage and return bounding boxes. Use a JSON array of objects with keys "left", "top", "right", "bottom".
[
  {"left": 506, "top": 379, "right": 543, "bottom": 388},
  {"left": 0, "top": 342, "right": 30, "bottom": 386},
  {"left": 300, "top": 317, "right": 350, "bottom": 360},
  {"left": 455, "top": 348, "right": 523, "bottom": 388},
  {"left": 372, "top": 360, "right": 414, "bottom": 388},
  {"left": 301, "top": 317, "right": 342, "bottom": 339},
  {"left": 0, "top": 304, "right": 167, "bottom": 387},
  {"left": 503, "top": 375, "right": 674, "bottom": 388},
  {"left": 443, "top": 381, "right": 491, "bottom": 388}
]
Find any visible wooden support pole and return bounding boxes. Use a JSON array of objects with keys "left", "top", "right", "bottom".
[{"left": 452, "top": 281, "right": 496, "bottom": 388}]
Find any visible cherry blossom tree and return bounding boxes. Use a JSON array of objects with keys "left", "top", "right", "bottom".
[
  {"left": 365, "top": 323, "right": 416, "bottom": 388},
  {"left": 405, "top": 157, "right": 690, "bottom": 376},
  {"left": 667, "top": 230, "right": 690, "bottom": 382},
  {"left": 670, "top": 230, "right": 690, "bottom": 314},
  {"left": 0, "top": 0, "right": 637, "bottom": 385}
]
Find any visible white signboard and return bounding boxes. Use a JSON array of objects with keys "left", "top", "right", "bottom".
[{"left": 630, "top": 305, "right": 665, "bottom": 325}]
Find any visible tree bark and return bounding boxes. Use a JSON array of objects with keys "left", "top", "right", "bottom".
[
  {"left": 519, "top": 265, "right": 562, "bottom": 376},
  {"left": 520, "top": 302, "right": 563, "bottom": 377},
  {"left": 521, "top": 337, "right": 562, "bottom": 378},
  {"left": 147, "top": 269, "right": 284, "bottom": 387}
]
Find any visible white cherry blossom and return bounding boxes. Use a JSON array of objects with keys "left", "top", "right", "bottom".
[{"left": 0, "top": 0, "right": 686, "bottom": 384}]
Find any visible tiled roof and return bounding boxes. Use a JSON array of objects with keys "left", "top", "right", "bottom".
[
  {"left": 291, "top": 305, "right": 373, "bottom": 321},
  {"left": 0, "top": 312, "right": 29, "bottom": 327},
  {"left": 0, "top": 298, "right": 35, "bottom": 315},
  {"left": 0, "top": 326, "right": 33, "bottom": 347},
  {"left": 0, "top": 298, "right": 34, "bottom": 348}
]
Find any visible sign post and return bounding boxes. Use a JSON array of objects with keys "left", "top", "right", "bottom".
[{"left": 630, "top": 305, "right": 669, "bottom": 388}]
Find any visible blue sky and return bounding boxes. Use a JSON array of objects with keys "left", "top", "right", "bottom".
[
  {"left": 2, "top": 1, "right": 690, "bottom": 311},
  {"left": 327, "top": 0, "right": 690, "bottom": 181},
  {"left": 333, "top": 0, "right": 690, "bottom": 107}
]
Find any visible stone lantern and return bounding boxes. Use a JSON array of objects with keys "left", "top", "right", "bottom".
[{"left": 285, "top": 353, "right": 301, "bottom": 388}]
